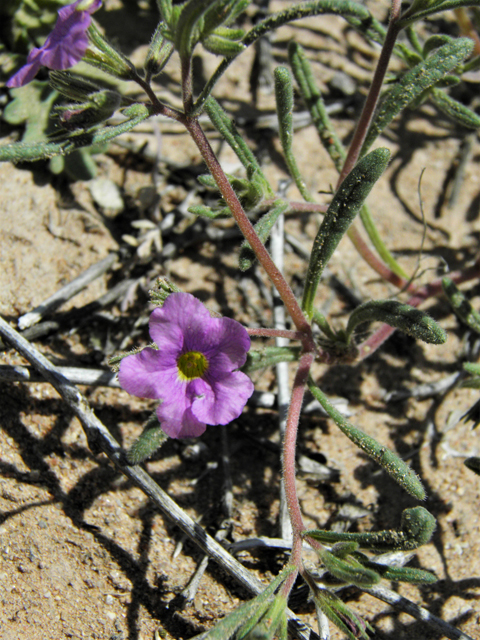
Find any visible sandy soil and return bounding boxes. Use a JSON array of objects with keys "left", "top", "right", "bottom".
[{"left": 1, "top": 2, "right": 480, "bottom": 639}]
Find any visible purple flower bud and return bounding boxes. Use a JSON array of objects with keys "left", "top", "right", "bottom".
[
  {"left": 7, "top": 0, "right": 102, "bottom": 88},
  {"left": 118, "top": 293, "right": 255, "bottom": 439}
]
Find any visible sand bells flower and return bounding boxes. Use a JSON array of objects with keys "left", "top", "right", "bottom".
[
  {"left": 118, "top": 293, "right": 254, "bottom": 438},
  {"left": 7, "top": 0, "right": 102, "bottom": 88}
]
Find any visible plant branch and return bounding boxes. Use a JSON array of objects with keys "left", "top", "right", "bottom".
[
  {"left": 185, "top": 116, "right": 314, "bottom": 342},
  {"left": 338, "top": 0, "right": 402, "bottom": 185}
]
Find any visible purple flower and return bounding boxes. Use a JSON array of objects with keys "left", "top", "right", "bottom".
[
  {"left": 118, "top": 293, "right": 254, "bottom": 439},
  {"left": 7, "top": 0, "right": 102, "bottom": 88}
]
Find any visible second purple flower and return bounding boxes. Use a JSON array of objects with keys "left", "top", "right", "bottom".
[
  {"left": 118, "top": 293, "right": 254, "bottom": 439},
  {"left": 7, "top": 0, "right": 102, "bottom": 88}
]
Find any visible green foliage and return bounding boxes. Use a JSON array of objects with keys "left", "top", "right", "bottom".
[
  {"left": 189, "top": 567, "right": 294, "bottom": 640},
  {"left": 443, "top": 277, "right": 480, "bottom": 334},
  {"left": 126, "top": 413, "right": 168, "bottom": 464},
  {"left": 345, "top": 300, "right": 447, "bottom": 345},
  {"left": 307, "top": 380, "right": 427, "bottom": 499},
  {"left": 361, "top": 38, "right": 474, "bottom": 156},
  {"left": 302, "top": 148, "right": 390, "bottom": 318},
  {"left": 305, "top": 507, "right": 437, "bottom": 551}
]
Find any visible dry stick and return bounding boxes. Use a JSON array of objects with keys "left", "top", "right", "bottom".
[
  {"left": 18, "top": 253, "right": 118, "bottom": 330},
  {"left": 0, "top": 365, "right": 120, "bottom": 387},
  {"left": 271, "top": 213, "right": 293, "bottom": 543},
  {"left": 0, "top": 316, "right": 313, "bottom": 640},
  {"left": 363, "top": 585, "right": 475, "bottom": 640}
]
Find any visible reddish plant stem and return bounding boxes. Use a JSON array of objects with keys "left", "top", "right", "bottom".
[
  {"left": 247, "top": 328, "right": 304, "bottom": 340},
  {"left": 338, "top": 0, "right": 402, "bottom": 186},
  {"left": 357, "top": 260, "right": 480, "bottom": 359},
  {"left": 185, "top": 117, "right": 314, "bottom": 344},
  {"left": 348, "top": 224, "right": 409, "bottom": 289},
  {"left": 181, "top": 56, "right": 193, "bottom": 114},
  {"left": 282, "top": 352, "right": 315, "bottom": 541}
]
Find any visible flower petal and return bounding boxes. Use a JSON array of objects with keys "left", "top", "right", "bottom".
[
  {"left": 194, "top": 371, "right": 254, "bottom": 425},
  {"left": 118, "top": 347, "right": 176, "bottom": 399},
  {"left": 6, "top": 50, "right": 43, "bottom": 88},
  {"left": 202, "top": 316, "right": 251, "bottom": 372},
  {"left": 149, "top": 293, "right": 213, "bottom": 352},
  {"left": 156, "top": 377, "right": 209, "bottom": 438}
]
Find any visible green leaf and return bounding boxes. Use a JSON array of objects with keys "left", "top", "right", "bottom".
[
  {"left": 305, "top": 507, "right": 436, "bottom": 550},
  {"left": 345, "top": 300, "right": 447, "bottom": 345},
  {"left": 364, "top": 561, "right": 437, "bottom": 584},
  {"left": 307, "top": 379, "right": 426, "bottom": 499},
  {"left": 0, "top": 103, "right": 151, "bottom": 163},
  {"left": 243, "top": 346, "right": 302, "bottom": 373},
  {"left": 203, "top": 34, "right": 245, "bottom": 56},
  {"left": 302, "top": 147, "right": 390, "bottom": 318},
  {"left": 305, "top": 581, "right": 370, "bottom": 640},
  {"left": 189, "top": 566, "right": 295, "bottom": 640},
  {"left": 361, "top": 38, "right": 474, "bottom": 154},
  {"left": 443, "top": 277, "right": 480, "bottom": 333},
  {"left": 318, "top": 548, "right": 380, "bottom": 588},
  {"left": 127, "top": 417, "right": 168, "bottom": 465},
  {"left": 432, "top": 87, "right": 480, "bottom": 129},
  {"left": 204, "top": 97, "right": 267, "bottom": 179}
]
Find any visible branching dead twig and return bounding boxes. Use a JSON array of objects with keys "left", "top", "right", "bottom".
[{"left": 0, "top": 315, "right": 314, "bottom": 640}]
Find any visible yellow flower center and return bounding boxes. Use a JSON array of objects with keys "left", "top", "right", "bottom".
[{"left": 177, "top": 351, "right": 208, "bottom": 381}]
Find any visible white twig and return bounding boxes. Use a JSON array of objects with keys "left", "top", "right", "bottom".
[
  {"left": 363, "top": 584, "right": 475, "bottom": 640},
  {"left": 271, "top": 212, "right": 293, "bottom": 543},
  {"left": 18, "top": 253, "right": 118, "bottom": 330},
  {"left": 0, "top": 315, "right": 314, "bottom": 640},
  {"left": 0, "top": 365, "right": 120, "bottom": 386}
]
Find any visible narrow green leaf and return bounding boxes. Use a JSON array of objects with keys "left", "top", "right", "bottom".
[
  {"left": 302, "top": 147, "right": 390, "bottom": 318},
  {"left": 204, "top": 97, "right": 267, "bottom": 179},
  {"left": 288, "top": 41, "right": 407, "bottom": 279},
  {"left": 305, "top": 507, "right": 436, "bottom": 550},
  {"left": 0, "top": 104, "right": 151, "bottom": 163},
  {"left": 203, "top": 34, "right": 245, "bottom": 56},
  {"left": 307, "top": 379, "right": 426, "bottom": 499},
  {"left": 345, "top": 299, "right": 447, "bottom": 344},
  {"left": 398, "top": 0, "right": 480, "bottom": 29},
  {"left": 364, "top": 562, "right": 437, "bottom": 584},
  {"left": 361, "top": 38, "right": 474, "bottom": 154},
  {"left": 127, "top": 420, "right": 168, "bottom": 464},
  {"left": 432, "top": 87, "right": 480, "bottom": 129},
  {"left": 288, "top": 41, "right": 345, "bottom": 171},
  {"left": 274, "top": 65, "right": 313, "bottom": 202},
  {"left": 243, "top": 346, "right": 301, "bottom": 373},
  {"left": 189, "top": 566, "right": 295, "bottom": 640},
  {"left": 318, "top": 548, "right": 380, "bottom": 588},
  {"left": 443, "top": 277, "right": 480, "bottom": 334}
]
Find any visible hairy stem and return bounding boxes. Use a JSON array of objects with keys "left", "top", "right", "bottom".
[
  {"left": 338, "top": 0, "right": 402, "bottom": 185},
  {"left": 185, "top": 117, "right": 314, "bottom": 342},
  {"left": 282, "top": 352, "right": 315, "bottom": 539}
]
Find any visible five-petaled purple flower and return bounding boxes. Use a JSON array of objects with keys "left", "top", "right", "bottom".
[
  {"left": 118, "top": 293, "right": 254, "bottom": 439},
  {"left": 7, "top": 0, "right": 102, "bottom": 88}
]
